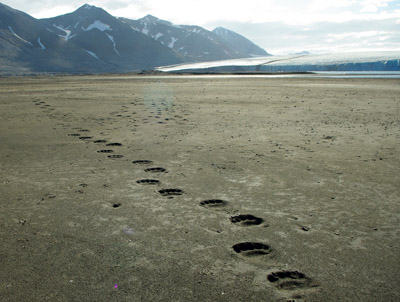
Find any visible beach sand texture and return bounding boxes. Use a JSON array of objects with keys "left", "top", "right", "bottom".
[{"left": 0, "top": 75, "right": 399, "bottom": 301}]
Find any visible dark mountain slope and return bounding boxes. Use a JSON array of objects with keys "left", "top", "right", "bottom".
[
  {"left": 42, "top": 4, "right": 183, "bottom": 70},
  {"left": 213, "top": 27, "right": 270, "bottom": 57},
  {"left": 0, "top": 3, "right": 127, "bottom": 73},
  {"left": 0, "top": 3, "right": 269, "bottom": 74},
  {"left": 120, "top": 15, "right": 268, "bottom": 62}
]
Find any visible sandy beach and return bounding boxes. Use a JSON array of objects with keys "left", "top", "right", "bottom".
[{"left": 0, "top": 75, "right": 399, "bottom": 302}]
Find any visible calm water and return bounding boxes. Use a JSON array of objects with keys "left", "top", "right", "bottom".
[
  {"left": 312, "top": 71, "right": 400, "bottom": 78},
  {"left": 136, "top": 72, "right": 400, "bottom": 79}
]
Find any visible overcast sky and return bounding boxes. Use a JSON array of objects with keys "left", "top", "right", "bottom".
[{"left": 3, "top": 0, "right": 400, "bottom": 54}]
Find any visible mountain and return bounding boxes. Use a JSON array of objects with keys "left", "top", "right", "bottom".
[
  {"left": 0, "top": 3, "right": 182, "bottom": 74},
  {"left": 0, "top": 2, "right": 99, "bottom": 74},
  {"left": 120, "top": 15, "right": 268, "bottom": 62},
  {"left": 42, "top": 5, "right": 182, "bottom": 71},
  {"left": 212, "top": 27, "right": 270, "bottom": 57},
  {"left": 0, "top": 3, "right": 270, "bottom": 74}
]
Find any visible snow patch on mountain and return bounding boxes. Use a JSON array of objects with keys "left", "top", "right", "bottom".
[
  {"left": 106, "top": 33, "right": 120, "bottom": 56},
  {"left": 53, "top": 24, "right": 76, "bottom": 41},
  {"left": 168, "top": 37, "right": 178, "bottom": 48},
  {"left": 84, "top": 20, "right": 111, "bottom": 32},
  {"left": 74, "top": 16, "right": 88, "bottom": 29},
  {"left": 143, "top": 15, "right": 157, "bottom": 24},
  {"left": 37, "top": 37, "right": 45, "bottom": 50},
  {"left": 85, "top": 50, "right": 99, "bottom": 59},
  {"left": 8, "top": 26, "right": 32, "bottom": 45},
  {"left": 153, "top": 33, "right": 163, "bottom": 40},
  {"left": 141, "top": 22, "right": 149, "bottom": 35},
  {"left": 213, "top": 27, "right": 229, "bottom": 37},
  {"left": 83, "top": 4, "right": 93, "bottom": 10}
]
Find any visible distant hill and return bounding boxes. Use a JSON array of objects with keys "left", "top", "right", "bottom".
[
  {"left": 120, "top": 15, "right": 269, "bottom": 62},
  {"left": 0, "top": 3, "right": 270, "bottom": 74}
]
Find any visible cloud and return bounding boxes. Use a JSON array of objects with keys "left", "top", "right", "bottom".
[
  {"left": 5, "top": 0, "right": 400, "bottom": 24},
  {"left": 2, "top": 0, "right": 399, "bottom": 54},
  {"left": 215, "top": 17, "right": 400, "bottom": 54},
  {"left": 360, "top": 0, "right": 393, "bottom": 12}
]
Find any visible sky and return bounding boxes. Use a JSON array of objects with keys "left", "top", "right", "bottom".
[{"left": 3, "top": 0, "right": 400, "bottom": 55}]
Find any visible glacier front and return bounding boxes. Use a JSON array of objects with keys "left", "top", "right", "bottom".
[{"left": 156, "top": 52, "right": 400, "bottom": 72}]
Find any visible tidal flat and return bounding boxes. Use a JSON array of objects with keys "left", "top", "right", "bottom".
[{"left": 0, "top": 75, "right": 399, "bottom": 301}]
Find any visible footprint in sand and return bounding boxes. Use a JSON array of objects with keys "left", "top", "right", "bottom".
[
  {"left": 106, "top": 143, "right": 123, "bottom": 146},
  {"left": 136, "top": 179, "right": 160, "bottom": 185},
  {"left": 158, "top": 189, "right": 183, "bottom": 196},
  {"left": 267, "top": 270, "right": 317, "bottom": 290},
  {"left": 132, "top": 160, "right": 153, "bottom": 165},
  {"left": 230, "top": 214, "right": 264, "bottom": 226},
  {"left": 199, "top": 199, "right": 228, "bottom": 208},
  {"left": 97, "top": 150, "right": 114, "bottom": 153},
  {"left": 145, "top": 167, "right": 167, "bottom": 173},
  {"left": 232, "top": 242, "right": 274, "bottom": 257},
  {"left": 108, "top": 155, "right": 124, "bottom": 159}
]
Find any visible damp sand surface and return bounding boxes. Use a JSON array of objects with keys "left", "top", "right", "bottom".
[{"left": 0, "top": 75, "right": 399, "bottom": 302}]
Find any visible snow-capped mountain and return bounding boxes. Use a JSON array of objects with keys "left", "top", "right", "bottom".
[
  {"left": 0, "top": 2, "right": 271, "bottom": 74},
  {"left": 120, "top": 15, "right": 268, "bottom": 62},
  {"left": 212, "top": 27, "right": 269, "bottom": 57},
  {"left": 0, "top": 3, "right": 182, "bottom": 74},
  {"left": 0, "top": 2, "right": 101, "bottom": 74},
  {"left": 42, "top": 4, "right": 182, "bottom": 71}
]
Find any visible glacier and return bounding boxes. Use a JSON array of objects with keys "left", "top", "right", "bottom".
[{"left": 156, "top": 52, "right": 400, "bottom": 72}]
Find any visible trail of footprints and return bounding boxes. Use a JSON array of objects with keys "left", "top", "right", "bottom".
[
  {"left": 34, "top": 99, "right": 317, "bottom": 297},
  {"left": 65, "top": 128, "right": 183, "bottom": 198},
  {"left": 68, "top": 135, "right": 315, "bottom": 296},
  {"left": 199, "top": 200, "right": 318, "bottom": 295}
]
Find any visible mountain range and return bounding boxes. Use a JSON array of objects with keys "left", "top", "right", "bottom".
[
  {"left": 0, "top": 3, "right": 269, "bottom": 74},
  {"left": 120, "top": 15, "right": 268, "bottom": 63}
]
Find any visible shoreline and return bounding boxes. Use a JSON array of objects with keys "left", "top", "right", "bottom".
[{"left": 2, "top": 70, "right": 400, "bottom": 80}]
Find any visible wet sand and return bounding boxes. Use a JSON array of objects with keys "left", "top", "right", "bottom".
[{"left": 0, "top": 75, "right": 399, "bottom": 301}]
